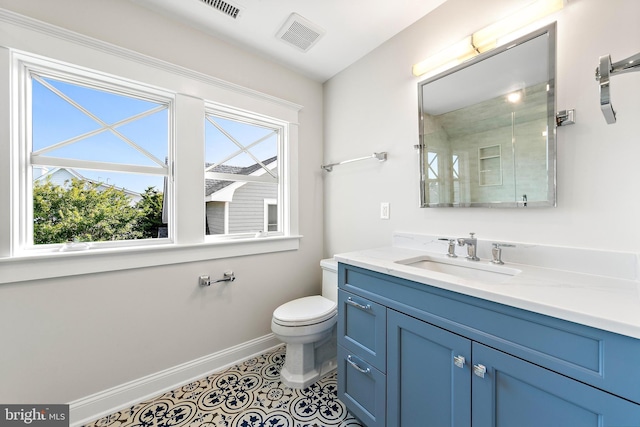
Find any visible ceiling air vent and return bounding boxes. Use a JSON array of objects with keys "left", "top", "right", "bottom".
[
  {"left": 199, "top": 0, "right": 242, "bottom": 19},
  {"left": 276, "top": 13, "right": 326, "bottom": 52}
]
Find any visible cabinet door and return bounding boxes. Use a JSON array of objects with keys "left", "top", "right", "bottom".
[
  {"left": 338, "top": 345, "right": 386, "bottom": 427},
  {"left": 387, "top": 310, "right": 471, "bottom": 427},
  {"left": 472, "top": 342, "right": 640, "bottom": 427},
  {"left": 338, "top": 289, "right": 387, "bottom": 371}
]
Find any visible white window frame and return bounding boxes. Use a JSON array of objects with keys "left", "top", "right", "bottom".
[
  {"left": 204, "top": 104, "right": 287, "bottom": 241},
  {"left": 16, "top": 54, "right": 175, "bottom": 254},
  {"left": 0, "top": 10, "right": 301, "bottom": 284}
]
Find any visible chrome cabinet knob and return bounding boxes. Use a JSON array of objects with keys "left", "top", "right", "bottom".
[
  {"left": 453, "top": 355, "right": 466, "bottom": 368},
  {"left": 473, "top": 364, "right": 487, "bottom": 378}
]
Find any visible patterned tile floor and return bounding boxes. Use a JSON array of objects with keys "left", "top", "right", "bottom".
[{"left": 84, "top": 345, "right": 363, "bottom": 427}]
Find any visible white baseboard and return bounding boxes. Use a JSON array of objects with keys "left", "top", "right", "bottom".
[{"left": 69, "top": 333, "right": 282, "bottom": 427}]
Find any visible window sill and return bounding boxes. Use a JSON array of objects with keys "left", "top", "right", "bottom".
[{"left": 0, "top": 235, "right": 302, "bottom": 284}]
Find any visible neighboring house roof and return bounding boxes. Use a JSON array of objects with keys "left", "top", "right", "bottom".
[
  {"left": 34, "top": 167, "right": 143, "bottom": 202},
  {"left": 205, "top": 156, "right": 277, "bottom": 197},
  {"left": 161, "top": 157, "right": 278, "bottom": 223},
  {"left": 34, "top": 166, "right": 84, "bottom": 184}
]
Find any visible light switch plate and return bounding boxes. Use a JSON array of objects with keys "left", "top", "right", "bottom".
[{"left": 380, "top": 202, "right": 390, "bottom": 220}]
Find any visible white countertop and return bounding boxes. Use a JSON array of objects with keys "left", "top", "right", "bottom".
[{"left": 335, "top": 234, "right": 640, "bottom": 340}]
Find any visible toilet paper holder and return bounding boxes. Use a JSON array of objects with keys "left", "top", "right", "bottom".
[{"left": 199, "top": 271, "right": 235, "bottom": 287}]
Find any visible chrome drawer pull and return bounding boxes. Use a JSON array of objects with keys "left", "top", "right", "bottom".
[
  {"left": 346, "top": 297, "right": 371, "bottom": 311},
  {"left": 473, "top": 364, "right": 487, "bottom": 378},
  {"left": 453, "top": 355, "right": 466, "bottom": 369},
  {"left": 347, "top": 355, "right": 371, "bottom": 374}
]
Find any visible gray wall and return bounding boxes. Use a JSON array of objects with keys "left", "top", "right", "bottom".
[{"left": 0, "top": 0, "right": 324, "bottom": 404}]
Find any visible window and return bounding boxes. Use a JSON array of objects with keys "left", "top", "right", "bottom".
[
  {"left": 1, "top": 15, "right": 300, "bottom": 283},
  {"left": 204, "top": 107, "right": 284, "bottom": 238},
  {"left": 452, "top": 153, "right": 460, "bottom": 203},
  {"left": 21, "top": 61, "right": 172, "bottom": 250}
]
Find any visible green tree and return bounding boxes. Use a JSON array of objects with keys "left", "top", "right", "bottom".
[
  {"left": 135, "top": 187, "right": 165, "bottom": 238},
  {"left": 33, "top": 178, "right": 143, "bottom": 244}
]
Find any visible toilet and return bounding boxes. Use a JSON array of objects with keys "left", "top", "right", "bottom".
[{"left": 271, "top": 258, "right": 338, "bottom": 389}]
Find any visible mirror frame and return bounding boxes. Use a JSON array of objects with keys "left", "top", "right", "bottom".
[{"left": 417, "top": 23, "right": 557, "bottom": 208}]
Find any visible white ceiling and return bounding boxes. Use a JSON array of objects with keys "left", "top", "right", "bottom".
[
  {"left": 131, "top": 0, "right": 448, "bottom": 82},
  {"left": 421, "top": 32, "right": 550, "bottom": 115}
]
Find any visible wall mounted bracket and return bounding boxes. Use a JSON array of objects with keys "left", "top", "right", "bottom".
[{"left": 556, "top": 109, "right": 575, "bottom": 127}]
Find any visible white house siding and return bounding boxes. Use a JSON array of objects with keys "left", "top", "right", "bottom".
[
  {"left": 226, "top": 182, "right": 278, "bottom": 234},
  {"left": 205, "top": 201, "right": 226, "bottom": 235}
]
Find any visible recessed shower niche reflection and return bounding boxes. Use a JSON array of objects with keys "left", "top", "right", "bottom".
[{"left": 418, "top": 25, "right": 556, "bottom": 207}]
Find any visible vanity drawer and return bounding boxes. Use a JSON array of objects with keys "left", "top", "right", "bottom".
[
  {"left": 338, "top": 289, "right": 386, "bottom": 372},
  {"left": 341, "top": 263, "right": 640, "bottom": 404},
  {"left": 337, "top": 345, "right": 386, "bottom": 427}
]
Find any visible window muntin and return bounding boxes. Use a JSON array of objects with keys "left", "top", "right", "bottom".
[
  {"left": 426, "top": 151, "right": 440, "bottom": 202},
  {"left": 204, "top": 108, "right": 284, "bottom": 238},
  {"left": 2, "top": 18, "right": 301, "bottom": 281},
  {"left": 24, "top": 66, "right": 172, "bottom": 248}
]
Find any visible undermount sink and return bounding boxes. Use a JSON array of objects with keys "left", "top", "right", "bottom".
[{"left": 395, "top": 255, "right": 521, "bottom": 283}]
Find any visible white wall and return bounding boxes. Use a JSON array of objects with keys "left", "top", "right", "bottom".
[
  {"left": 324, "top": 0, "right": 640, "bottom": 255},
  {"left": 0, "top": 0, "right": 324, "bottom": 404}
]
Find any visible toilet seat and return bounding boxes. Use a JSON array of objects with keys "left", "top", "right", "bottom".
[{"left": 272, "top": 295, "right": 337, "bottom": 327}]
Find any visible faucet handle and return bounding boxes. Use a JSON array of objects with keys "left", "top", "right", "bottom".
[
  {"left": 491, "top": 242, "right": 515, "bottom": 264},
  {"left": 438, "top": 238, "right": 458, "bottom": 257}
]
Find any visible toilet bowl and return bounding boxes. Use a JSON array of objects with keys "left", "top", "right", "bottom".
[{"left": 271, "top": 258, "right": 338, "bottom": 389}]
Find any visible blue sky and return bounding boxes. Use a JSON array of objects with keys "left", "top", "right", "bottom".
[
  {"left": 32, "top": 75, "right": 277, "bottom": 194},
  {"left": 32, "top": 76, "right": 167, "bottom": 193}
]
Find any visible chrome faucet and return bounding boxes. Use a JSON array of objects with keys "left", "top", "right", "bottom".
[{"left": 457, "top": 233, "right": 479, "bottom": 261}]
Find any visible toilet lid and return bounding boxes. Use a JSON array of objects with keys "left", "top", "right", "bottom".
[{"left": 273, "top": 296, "right": 337, "bottom": 327}]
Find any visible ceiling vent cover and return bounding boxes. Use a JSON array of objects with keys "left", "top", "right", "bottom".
[
  {"left": 276, "top": 13, "right": 325, "bottom": 52},
  {"left": 199, "top": 0, "right": 242, "bottom": 19}
]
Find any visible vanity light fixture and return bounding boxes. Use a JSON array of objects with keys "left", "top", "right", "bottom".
[
  {"left": 507, "top": 92, "right": 522, "bottom": 103},
  {"left": 412, "top": 0, "right": 564, "bottom": 77}
]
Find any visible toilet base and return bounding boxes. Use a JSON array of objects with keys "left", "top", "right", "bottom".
[{"left": 279, "top": 332, "right": 337, "bottom": 389}]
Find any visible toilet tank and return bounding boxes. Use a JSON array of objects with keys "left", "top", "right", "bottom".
[{"left": 320, "top": 258, "right": 338, "bottom": 302}]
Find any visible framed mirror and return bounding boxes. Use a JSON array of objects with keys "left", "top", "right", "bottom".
[{"left": 418, "top": 24, "right": 556, "bottom": 207}]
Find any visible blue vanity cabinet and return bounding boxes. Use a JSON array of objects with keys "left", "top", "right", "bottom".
[
  {"left": 387, "top": 309, "right": 640, "bottom": 427},
  {"left": 337, "top": 263, "right": 640, "bottom": 427},
  {"left": 472, "top": 342, "right": 640, "bottom": 427},
  {"left": 337, "top": 345, "right": 386, "bottom": 427},
  {"left": 337, "top": 289, "right": 387, "bottom": 427},
  {"left": 337, "top": 289, "right": 386, "bottom": 370},
  {"left": 387, "top": 309, "right": 471, "bottom": 427}
]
